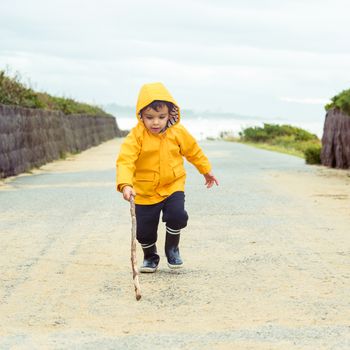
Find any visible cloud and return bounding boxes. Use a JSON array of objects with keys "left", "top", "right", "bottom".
[{"left": 1, "top": 0, "right": 350, "bottom": 122}]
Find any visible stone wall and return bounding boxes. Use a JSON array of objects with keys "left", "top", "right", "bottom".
[
  {"left": 321, "top": 108, "right": 350, "bottom": 169},
  {"left": 0, "top": 104, "right": 125, "bottom": 178}
]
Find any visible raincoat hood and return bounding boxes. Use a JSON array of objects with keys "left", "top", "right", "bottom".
[{"left": 136, "top": 82, "right": 181, "bottom": 130}]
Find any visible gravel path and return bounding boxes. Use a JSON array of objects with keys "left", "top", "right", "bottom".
[{"left": 0, "top": 139, "right": 349, "bottom": 349}]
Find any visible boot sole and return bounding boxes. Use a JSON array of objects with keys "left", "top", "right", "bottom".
[
  {"left": 167, "top": 262, "right": 184, "bottom": 269},
  {"left": 139, "top": 266, "right": 158, "bottom": 273}
]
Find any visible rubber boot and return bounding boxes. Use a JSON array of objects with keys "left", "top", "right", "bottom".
[
  {"left": 165, "top": 232, "right": 183, "bottom": 269},
  {"left": 139, "top": 244, "right": 160, "bottom": 273}
]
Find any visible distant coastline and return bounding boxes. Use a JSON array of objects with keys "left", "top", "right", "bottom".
[{"left": 105, "top": 104, "right": 324, "bottom": 140}]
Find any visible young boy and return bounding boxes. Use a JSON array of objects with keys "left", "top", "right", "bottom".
[{"left": 116, "top": 82, "right": 218, "bottom": 273}]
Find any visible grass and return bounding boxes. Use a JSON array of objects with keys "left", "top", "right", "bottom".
[{"left": 241, "top": 141, "right": 306, "bottom": 158}]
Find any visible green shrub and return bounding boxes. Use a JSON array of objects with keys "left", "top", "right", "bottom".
[
  {"left": 235, "top": 123, "right": 321, "bottom": 160},
  {"left": 239, "top": 123, "right": 318, "bottom": 143},
  {"left": 304, "top": 145, "right": 322, "bottom": 164},
  {"left": 325, "top": 88, "right": 350, "bottom": 116}
]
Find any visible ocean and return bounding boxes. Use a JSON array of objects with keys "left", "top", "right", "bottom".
[{"left": 115, "top": 114, "right": 325, "bottom": 140}]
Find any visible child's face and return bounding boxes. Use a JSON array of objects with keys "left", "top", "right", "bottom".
[{"left": 141, "top": 104, "right": 169, "bottom": 134}]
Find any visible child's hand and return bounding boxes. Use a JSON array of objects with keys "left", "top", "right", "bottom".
[
  {"left": 203, "top": 172, "right": 219, "bottom": 188},
  {"left": 122, "top": 186, "right": 136, "bottom": 201}
]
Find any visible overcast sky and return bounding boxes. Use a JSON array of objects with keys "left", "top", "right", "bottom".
[{"left": 1, "top": 0, "right": 350, "bottom": 121}]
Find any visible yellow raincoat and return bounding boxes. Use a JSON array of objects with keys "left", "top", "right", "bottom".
[{"left": 116, "top": 82, "right": 211, "bottom": 205}]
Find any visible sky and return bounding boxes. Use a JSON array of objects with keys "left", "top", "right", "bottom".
[{"left": 1, "top": 0, "right": 350, "bottom": 125}]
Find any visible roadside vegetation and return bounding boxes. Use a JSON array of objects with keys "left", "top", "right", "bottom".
[
  {"left": 0, "top": 69, "right": 109, "bottom": 116},
  {"left": 222, "top": 123, "right": 322, "bottom": 164}
]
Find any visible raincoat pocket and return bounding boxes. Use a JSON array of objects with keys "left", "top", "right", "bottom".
[
  {"left": 173, "top": 164, "right": 186, "bottom": 178},
  {"left": 134, "top": 172, "right": 156, "bottom": 197}
]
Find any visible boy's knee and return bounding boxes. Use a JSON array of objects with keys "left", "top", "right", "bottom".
[
  {"left": 164, "top": 209, "right": 188, "bottom": 229},
  {"left": 178, "top": 210, "right": 189, "bottom": 227}
]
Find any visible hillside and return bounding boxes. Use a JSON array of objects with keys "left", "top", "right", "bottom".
[{"left": 0, "top": 70, "right": 109, "bottom": 116}]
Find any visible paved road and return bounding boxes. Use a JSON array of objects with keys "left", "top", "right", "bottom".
[{"left": 0, "top": 139, "right": 349, "bottom": 349}]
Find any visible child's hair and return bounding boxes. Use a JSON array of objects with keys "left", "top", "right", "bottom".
[{"left": 140, "top": 100, "right": 175, "bottom": 115}]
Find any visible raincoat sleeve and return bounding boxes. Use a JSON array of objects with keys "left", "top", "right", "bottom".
[
  {"left": 116, "top": 128, "right": 141, "bottom": 192},
  {"left": 177, "top": 125, "right": 212, "bottom": 174}
]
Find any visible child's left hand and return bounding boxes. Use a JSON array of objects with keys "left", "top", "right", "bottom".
[{"left": 203, "top": 172, "right": 219, "bottom": 188}]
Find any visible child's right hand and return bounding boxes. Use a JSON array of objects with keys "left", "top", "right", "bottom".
[{"left": 122, "top": 186, "right": 136, "bottom": 201}]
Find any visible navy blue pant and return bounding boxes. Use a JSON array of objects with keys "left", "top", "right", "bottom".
[{"left": 135, "top": 191, "right": 188, "bottom": 245}]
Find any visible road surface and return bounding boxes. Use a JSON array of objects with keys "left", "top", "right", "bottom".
[{"left": 0, "top": 139, "right": 349, "bottom": 349}]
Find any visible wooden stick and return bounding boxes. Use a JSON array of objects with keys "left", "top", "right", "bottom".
[{"left": 130, "top": 195, "right": 142, "bottom": 300}]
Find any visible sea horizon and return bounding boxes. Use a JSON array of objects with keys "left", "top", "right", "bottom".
[
  {"left": 114, "top": 114, "right": 325, "bottom": 141},
  {"left": 105, "top": 103, "right": 325, "bottom": 140}
]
